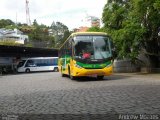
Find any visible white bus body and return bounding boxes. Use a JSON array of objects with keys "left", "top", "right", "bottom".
[{"left": 17, "top": 57, "right": 58, "bottom": 73}]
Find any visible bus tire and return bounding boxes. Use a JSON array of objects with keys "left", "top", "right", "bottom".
[
  {"left": 97, "top": 75, "right": 104, "bottom": 80},
  {"left": 62, "top": 73, "right": 66, "bottom": 77},
  {"left": 70, "top": 75, "right": 75, "bottom": 80},
  {"left": 25, "top": 68, "right": 30, "bottom": 73}
]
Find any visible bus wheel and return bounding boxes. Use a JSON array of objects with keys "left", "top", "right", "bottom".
[
  {"left": 25, "top": 68, "right": 30, "bottom": 73},
  {"left": 97, "top": 75, "right": 104, "bottom": 80},
  {"left": 70, "top": 74, "right": 75, "bottom": 80},
  {"left": 61, "top": 72, "right": 66, "bottom": 77}
]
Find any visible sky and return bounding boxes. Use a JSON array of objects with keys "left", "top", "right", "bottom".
[{"left": 0, "top": 0, "right": 107, "bottom": 30}]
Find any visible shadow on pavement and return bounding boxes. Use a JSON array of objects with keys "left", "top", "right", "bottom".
[{"left": 74, "top": 74, "right": 131, "bottom": 82}]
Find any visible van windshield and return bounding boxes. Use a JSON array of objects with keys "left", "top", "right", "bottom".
[{"left": 17, "top": 60, "right": 26, "bottom": 68}]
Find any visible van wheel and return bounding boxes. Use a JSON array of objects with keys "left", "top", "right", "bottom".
[{"left": 25, "top": 68, "right": 30, "bottom": 73}]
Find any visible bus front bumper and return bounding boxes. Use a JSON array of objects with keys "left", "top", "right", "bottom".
[{"left": 71, "top": 65, "right": 113, "bottom": 77}]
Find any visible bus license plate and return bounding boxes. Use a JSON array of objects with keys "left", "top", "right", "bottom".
[{"left": 88, "top": 74, "right": 97, "bottom": 77}]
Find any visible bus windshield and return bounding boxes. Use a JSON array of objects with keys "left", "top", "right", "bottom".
[
  {"left": 74, "top": 35, "right": 112, "bottom": 60},
  {"left": 17, "top": 60, "right": 26, "bottom": 68}
]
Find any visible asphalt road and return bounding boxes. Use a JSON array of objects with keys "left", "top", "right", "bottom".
[{"left": 0, "top": 72, "right": 160, "bottom": 120}]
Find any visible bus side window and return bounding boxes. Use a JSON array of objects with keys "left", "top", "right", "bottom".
[{"left": 71, "top": 39, "right": 75, "bottom": 57}]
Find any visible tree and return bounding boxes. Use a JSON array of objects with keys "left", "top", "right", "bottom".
[
  {"left": 50, "top": 21, "right": 70, "bottom": 48},
  {"left": 87, "top": 26, "right": 104, "bottom": 32},
  {"left": 33, "top": 19, "right": 38, "bottom": 27},
  {"left": 131, "top": 0, "right": 160, "bottom": 68},
  {"left": 102, "top": 0, "right": 160, "bottom": 68},
  {"left": 0, "top": 19, "right": 71, "bottom": 49},
  {"left": 0, "top": 19, "right": 15, "bottom": 28},
  {"left": 26, "top": 20, "right": 55, "bottom": 48}
]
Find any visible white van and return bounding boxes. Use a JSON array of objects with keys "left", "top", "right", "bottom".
[{"left": 17, "top": 57, "right": 58, "bottom": 73}]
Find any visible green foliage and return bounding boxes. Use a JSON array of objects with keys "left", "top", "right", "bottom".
[
  {"left": 87, "top": 27, "right": 105, "bottom": 32},
  {"left": 154, "top": 0, "right": 160, "bottom": 10},
  {"left": 102, "top": 0, "right": 160, "bottom": 66},
  {"left": 0, "top": 19, "right": 14, "bottom": 28},
  {"left": 33, "top": 19, "right": 38, "bottom": 27},
  {"left": 0, "top": 19, "right": 71, "bottom": 49},
  {"left": 50, "top": 21, "right": 71, "bottom": 48},
  {"left": 5, "top": 25, "right": 17, "bottom": 29},
  {"left": 25, "top": 21, "right": 55, "bottom": 48},
  {"left": 24, "top": 43, "right": 33, "bottom": 47}
]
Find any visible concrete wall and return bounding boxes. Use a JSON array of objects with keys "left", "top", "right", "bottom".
[{"left": 113, "top": 59, "right": 139, "bottom": 73}]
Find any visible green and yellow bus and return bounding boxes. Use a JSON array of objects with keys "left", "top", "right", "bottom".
[{"left": 58, "top": 32, "right": 114, "bottom": 80}]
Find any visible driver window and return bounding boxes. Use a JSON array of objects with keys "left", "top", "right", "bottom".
[{"left": 25, "top": 60, "right": 35, "bottom": 67}]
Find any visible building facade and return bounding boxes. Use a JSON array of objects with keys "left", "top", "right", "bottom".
[{"left": 0, "top": 28, "right": 29, "bottom": 44}]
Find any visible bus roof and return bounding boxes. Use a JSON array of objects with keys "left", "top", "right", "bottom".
[
  {"left": 71, "top": 32, "right": 108, "bottom": 37},
  {"left": 59, "top": 32, "right": 108, "bottom": 49}
]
